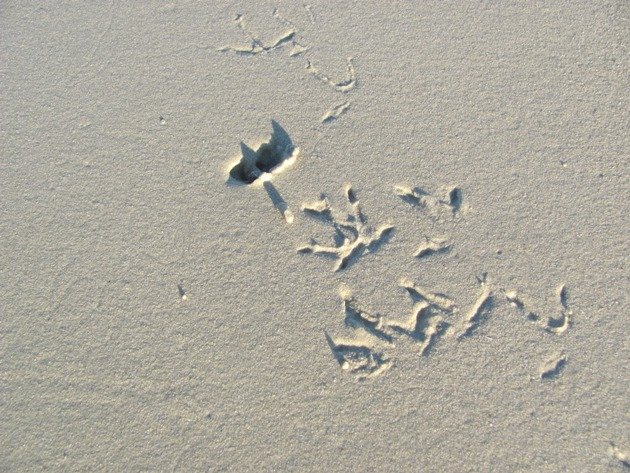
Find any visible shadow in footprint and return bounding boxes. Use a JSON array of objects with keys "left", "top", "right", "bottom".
[
  {"left": 226, "top": 120, "right": 298, "bottom": 223},
  {"left": 229, "top": 142, "right": 262, "bottom": 184},
  {"left": 343, "top": 297, "right": 393, "bottom": 344},
  {"left": 367, "top": 226, "right": 395, "bottom": 252},
  {"left": 227, "top": 120, "right": 297, "bottom": 186}
]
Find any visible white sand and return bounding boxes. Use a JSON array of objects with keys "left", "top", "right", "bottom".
[{"left": 1, "top": 1, "right": 628, "bottom": 471}]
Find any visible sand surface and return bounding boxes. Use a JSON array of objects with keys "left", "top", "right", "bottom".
[{"left": 1, "top": 1, "right": 629, "bottom": 471}]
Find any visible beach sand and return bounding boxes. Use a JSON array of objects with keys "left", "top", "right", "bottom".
[{"left": 1, "top": 1, "right": 628, "bottom": 471}]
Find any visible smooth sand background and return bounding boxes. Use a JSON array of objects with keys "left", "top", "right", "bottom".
[{"left": 1, "top": 1, "right": 628, "bottom": 471}]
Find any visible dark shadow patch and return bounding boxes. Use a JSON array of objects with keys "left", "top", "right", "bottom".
[
  {"left": 227, "top": 120, "right": 296, "bottom": 185},
  {"left": 342, "top": 298, "right": 393, "bottom": 344},
  {"left": 448, "top": 186, "right": 463, "bottom": 213},
  {"left": 229, "top": 142, "right": 261, "bottom": 184},
  {"left": 416, "top": 245, "right": 451, "bottom": 259},
  {"left": 367, "top": 226, "right": 395, "bottom": 252},
  {"left": 541, "top": 356, "right": 567, "bottom": 380},
  {"left": 421, "top": 321, "right": 450, "bottom": 357},
  {"left": 263, "top": 180, "right": 288, "bottom": 212},
  {"left": 458, "top": 295, "right": 493, "bottom": 340}
]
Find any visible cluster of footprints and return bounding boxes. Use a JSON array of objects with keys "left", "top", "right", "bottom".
[
  {"left": 295, "top": 183, "right": 572, "bottom": 382},
  {"left": 226, "top": 124, "right": 574, "bottom": 383},
  {"left": 298, "top": 186, "right": 394, "bottom": 271},
  {"left": 228, "top": 129, "right": 572, "bottom": 381},
  {"left": 219, "top": 6, "right": 355, "bottom": 124},
  {"left": 327, "top": 276, "right": 573, "bottom": 381}
]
